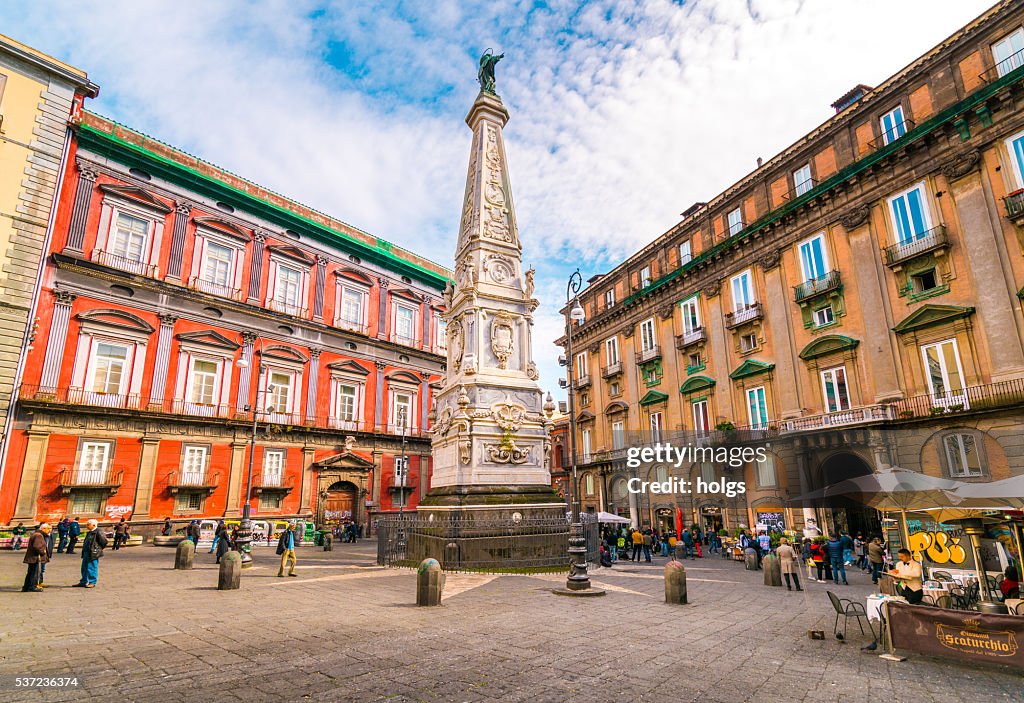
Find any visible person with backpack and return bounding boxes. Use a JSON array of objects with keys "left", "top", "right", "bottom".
[
  {"left": 826, "top": 534, "right": 848, "bottom": 585},
  {"left": 73, "top": 519, "right": 108, "bottom": 588},
  {"left": 66, "top": 517, "right": 81, "bottom": 554},
  {"left": 56, "top": 517, "right": 70, "bottom": 553},
  {"left": 680, "top": 528, "right": 694, "bottom": 559}
]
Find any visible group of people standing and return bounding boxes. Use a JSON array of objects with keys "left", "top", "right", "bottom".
[
  {"left": 19, "top": 518, "right": 108, "bottom": 592},
  {"left": 599, "top": 525, "right": 722, "bottom": 566}
]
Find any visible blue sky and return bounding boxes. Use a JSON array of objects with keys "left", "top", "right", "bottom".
[{"left": 0, "top": 0, "right": 997, "bottom": 399}]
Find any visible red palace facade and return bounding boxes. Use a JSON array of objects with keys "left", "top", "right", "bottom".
[{"left": 0, "top": 111, "right": 450, "bottom": 536}]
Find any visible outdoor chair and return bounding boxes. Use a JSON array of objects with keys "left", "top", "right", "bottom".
[
  {"left": 931, "top": 570, "right": 954, "bottom": 582},
  {"left": 932, "top": 594, "right": 952, "bottom": 609},
  {"left": 1012, "top": 602, "right": 1024, "bottom": 615},
  {"left": 949, "top": 586, "right": 969, "bottom": 610},
  {"left": 827, "top": 590, "right": 868, "bottom": 640}
]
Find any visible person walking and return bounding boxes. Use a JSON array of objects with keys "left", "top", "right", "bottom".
[
  {"left": 38, "top": 523, "right": 56, "bottom": 587},
  {"left": 73, "top": 519, "right": 107, "bottom": 588},
  {"left": 642, "top": 530, "right": 652, "bottom": 562},
  {"left": 839, "top": 531, "right": 855, "bottom": 566},
  {"left": 776, "top": 537, "right": 803, "bottom": 591},
  {"left": 629, "top": 529, "right": 643, "bottom": 562},
  {"left": 666, "top": 531, "right": 676, "bottom": 557},
  {"left": 801, "top": 538, "right": 816, "bottom": 582},
  {"left": 708, "top": 531, "right": 720, "bottom": 555},
  {"left": 826, "top": 533, "right": 848, "bottom": 585},
  {"left": 12, "top": 521, "right": 26, "bottom": 550},
  {"left": 21, "top": 523, "right": 51, "bottom": 592},
  {"left": 853, "top": 534, "right": 866, "bottom": 570},
  {"left": 66, "top": 517, "right": 81, "bottom": 554},
  {"left": 867, "top": 537, "right": 885, "bottom": 584},
  {"left": 189, "top": 520, "right": 201, "bottom": 545},
  {"left": 757, "top": 531, "right": 771, "bottom": 569},
  {"left": 616, "top": 531, "right": 626, "bottom": 560},
  {"left": 161, "top": 517, "right": 172, "bottom": 536},
  {"left": 810, "top": 539, "right": 827, "bottom": 582},
  {"left": 112, "top": 518, "right": 127, "bottom": 550},
  {"left": 209, "top": 519, "right": 226, "bottom": 554},
  {"left": 215, "top": 521, "right": 232, "bottom": 564},
  {"left": 57, "top": 517, "right": 70, "bottom": 553},
  {"left": 681, "top": 529, "right": 693, "bottom": 559},
  {"left": 276, "top": 521, "right": 298, "bottom": 577}
]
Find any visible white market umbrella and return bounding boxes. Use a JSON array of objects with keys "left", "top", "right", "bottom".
[
  {"left": 596, "top": 511, "right": 631, "bottom": 524},
  {"left": 947, "top": 475, "right": 1024, "bottom": 510}
]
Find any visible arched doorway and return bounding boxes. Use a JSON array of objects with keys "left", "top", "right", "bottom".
[
  {"left": 817, "top": 452, "right": 880, "bottom": 538},
  {"left": 322, "top": 481, "right": 358, "bottom": 526}
]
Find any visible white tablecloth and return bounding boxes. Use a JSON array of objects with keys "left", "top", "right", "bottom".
[{"left": 866, "top": 594, "right": 906, "bottom": 622}]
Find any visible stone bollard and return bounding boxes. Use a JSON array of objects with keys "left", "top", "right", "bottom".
[
  {"left": 323, "top": 533, "right": 333, "bottom": 552},
  {"left": 417, "top": 558, "right": 445, "bottom": 606},
  {"left": 175, "top": 539, "right": 195, "bottom": 570},
  {"left": 218, "top": 551, "right": 241, "bottom": 590},
  {"left": 763, "top": 553, "right": 783, "bottom": 587},
  {"left": 443, "top": 541, "right": 460, "bottom": 570},
  {"left": 674, "top": 544, "right": 686, "bottom": 561},
  {"left": 664, "top": 560, "right": 688, "bottom": 605},
  {"left": 744, "top": 548, "right": 758, "bottom": 571}
]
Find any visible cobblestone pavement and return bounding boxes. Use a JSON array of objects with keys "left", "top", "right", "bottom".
[{"left": 1, "top": 542, "right": 1020, "bottom": 702}]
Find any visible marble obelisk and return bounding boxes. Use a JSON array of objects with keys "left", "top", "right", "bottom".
[{"left": 421, "top": 79, "right": 563, "bottom": 516}]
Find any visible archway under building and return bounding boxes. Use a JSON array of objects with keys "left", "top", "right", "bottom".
[{"left": 817, "top": 452, "right": 882, "bottom": 539}]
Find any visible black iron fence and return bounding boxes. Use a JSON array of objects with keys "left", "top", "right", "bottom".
[{"left": 376, "top": 514, "right": 599, "bottom": 573}]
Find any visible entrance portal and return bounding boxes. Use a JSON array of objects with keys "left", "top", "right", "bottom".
[
  {"left": 818, "top": 453, "right": 881, "bottom": 538},
  {"left": 323, "top": 481, "right": 358, "bottom": 525}
]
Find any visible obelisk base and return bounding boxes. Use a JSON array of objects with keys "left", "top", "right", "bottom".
[{"left": 418, "top": 485, "right": 566, "bottom": 522}]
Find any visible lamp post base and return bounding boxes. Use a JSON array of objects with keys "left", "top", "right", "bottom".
[
  {"left": 555, "top": 521, "right": 604, "bottom": 596},
  {"left": 236, "top": 506, "right": 255, "bottom": 569}
]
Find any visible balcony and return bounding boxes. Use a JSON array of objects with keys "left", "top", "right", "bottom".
[
  {"left": 889, "top": 378, "right": 1024, "bottom": 421},
  {"left": 20, "top": 384, "right": 142, "bottom": 410},
  {"left": 58, "top": 466, "right": 124, "bottom": 496},
  {"left": 253, "top": 473, "right": 295, "bottom": 496},
  {"left": 635, "top": 345, "right": 662, "bottom": 365},
  {"left": 391, "top": 333, "right": 419, "bottom": 349},
  {"left": 266, "top": 298, "right": 309, "bottom": 318},
  {"left": 780, "top": 404, "right": 893, "bottom": 433},
  {"left": 980, "top": 48, "right": 1024, "bottom": 84},
  {"left": 334, "top": 315, "right": 369, "bottom": 335},
  {"left": 782, "top": 178, "right": 818, "bottom": 202},
  {"left": 168, "top": 469, "right": 220, "bottom": 495},
  {"left": 163, "top": 398, "right": 232, "bottom": 418},
  {"left": 601, "top": 362, "right": 623, "bottom": 378},
  {"left": 793, "top": 270, "right": 842, "bottom": 303},
  {"left": 882, "top": 225, "right": 949, "bottom": 267},
  {"left": 868, "top": 119, "right": 916, "bottom": 151},
  {"left": 724, "top": 302, "right": 763, "bottom": 329},
  {"left": 1004, "top": 190, "right": 1024, "bottom": 225},
  {"left": 675, "top": 327, "right": 707, "bottom": 349},
  {"left": 90, "top": 249, "right": 157, "bottom": 278},
  {"left": 188, "top": 276, "right": 244, "bottom": 301},
  {"left": 573, "top": 374, "right": 592, "bottom": 390}
]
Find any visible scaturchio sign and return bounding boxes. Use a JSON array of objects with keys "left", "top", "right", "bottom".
[{"left": 888, "top": 602, "right": 1023, "bottom": 668}]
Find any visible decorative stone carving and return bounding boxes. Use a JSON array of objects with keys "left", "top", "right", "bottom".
[
  {"left": 758, "top": 249, "right": 781, "bottom": 270},
  {"left": 703, "top": 279, "right": 721, "bottom": 298},
  {"left": 525, "top": 267, "right": 535, "bottom": 298},
  {"left": 77, "top": 164, "right": 99, "bottom": 182},
  {"left": 526, "top": 361, "right": 539, "bottom": 380},
  {"left": 492, "top": 402, "right": 526, "bottom": 432},
  {"left": 839, "top": 204, "right": 871, "bottom": 231},
  {"left": 658, "top": 305, "right": 674, "bottom": 320},
  {"left": 344, "top": 436, "right": 356, "bottom": 451},
  {"left": 484, "top": 441, "right": 530, "bottom": 464},
  {"left": 443, "top": 280, "right": 454, "bottom": 310},
  {"left": 483, "top": 254, "right": 514, "bottom": 283},
  {"left": 621, "top": 324, "right": 635, "bottom": 338},
  {"left": 449, "top": 319, "right": 464, "bottom": 370},
  {"left": 378, "top": 277, "right": 390, "bottom": 289},
  {"left": 175, "top": 202, "right": 192, "bottom": 216},
  {"left": 53, "top": 290, "right": 77, "bottom": 305},
  {"left": 158, "top": 313, "right": 179, "bottom": 326},
  {"left": 490, "top": 312, "right": 515, "bottom": 369},
  {"left": 940, "top": 148, "right": 981, "bottom": 180}
]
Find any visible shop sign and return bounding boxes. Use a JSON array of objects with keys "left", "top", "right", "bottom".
[
  {"left": 756, "top": 511, "right": 785, "bottom": 531},
  {"left": 889, "top": 602, "right": 1024, "bottom": 668}
]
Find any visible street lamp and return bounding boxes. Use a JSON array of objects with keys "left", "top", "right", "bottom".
[
  {"left": 398, "top": 413, "right": 408, "bottom": 517},
  {"left": 563, "top": 268, "right": 596, "bottom": 594},
  {"left": 234, "top": 336, "right": 275, "bottom": 567}
]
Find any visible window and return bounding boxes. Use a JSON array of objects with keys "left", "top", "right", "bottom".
[
  {"left": 911, "top": 269, "right": 939, "bottom": 294},
  {"left": 730, "top": 270, "right": 754, "bottom": 311},
  {"left": 798, "top": 233, "right": 828, "bottom": 283},
  {"left": 756, "top": 454, "right": 777, "bottom": 487},
  {"left": 391, "top": 390, "right": 415, "bottom": 431},
  {"left": 394, "top": 456, "right": 410, "bottom": 483},
  {"left": 888, "top": 183, "right": 932, "bottom": 244},
  {"left": 688, "top": 352, "right": 702, "bottom": 371},
  {"left": 944, "top": 433, "right": 983, "bottom": 478},
  {"left": 338, "top": 285, "right": 367, "bottom": 330},
  {"left": 436, "top": 317, "right": 447, "bottom": 351},
  {"left": 813, "top": 306, "right": 835, "bottom": 327},
  {"left": 175, "top": 492, "right": 203, "bottom": 512},
  {"left": 820, "top": 366, "right": 851, "bottom": 413},
  {"left": 263, "top": 449, "right": 285, "bottom": 486},
  {"left": 87, "top": 342, "right": 130, "bottom": 395},
  {"left": 727, "top": 207, "right": 743, "bottom": 236},
  {"left": 585, "top": 473, "right": 595, "bottom": 495},
  {"left": 680, "top": 295, "right": 701, "bottom": 335},
  {"left": 109, "top": 212, "right": 149, "bottom": 262},
  {"left": 604, "top": 288, "right": 615, "bottom": 308},
  {"left": 650, "top": 412, "right": 663, "bottom": 442},
  {"left": 575, "top": 351, "right": 589, "bottom": 379},
  {"left": 746, "top": 387, "right": 768, "bottom": 428},
  {"left": 605, "top": 337, "right": 619, "bottom": 366},
  {"left": 71, "top": 490, "right": 104, "bottom": 515},
  {"left": 645, "top": 367, "right": 659, "bottom": 384},
  {"left": 678, "top": 240, "right": 692, "bottom": 266},
  {"left": 793, "top": 164, "right": 813, "bottom": 196},
  {"left": 880, "top": 105, "right": 907, "bottom": 146},
  {"left": 993, "top": 28, "right": 1024, "bottom": 78},
  {"left": 581, "top": 428, "right": 592, "bottom": 462},
  {"left": 77, "top": 441, "right": 111, "bottom": 482},
  {"left": 181, "top": 446, "right": 208, "bottom": 485},
  {"left": 692, "top": 399, "right": 710, "bottom": 434},
  {"left": 333, "top": 381, "right": 361, "bottom": 426},
  {"left": 580, "top": 391, "right": 590, "bottom": 407},
  {"left": 700, "top": 463, "right": 715, "bottom": 485},
  {"left": 394, "top": 304, "right": 416, "bottom": 343},
  {"left": 609, "top": 381, "right": 620, "bottom": 396},
  {"left": 611, "top": 420, "right": 625, "bottom": 449},
  {"left": 267, "top": 370, "right": 295, "bottom": 417},
  {"left": 201, "top": 240, "right": 234, "bottom": 289},
  {"left": 640, "top": 266, "right": 652, "bottom": 288},
  {"left": 260, "top": 493, "right": 284, "bottom": 510},
  {"left": 1005, "top": 130, "right": 1024, "bottom": 188},
  {"left": 655, "top": 466, "right": 668, "bottom": 484},
  {"left": 640, "top": 318, "right": 657, "bottom": 352},
  {"left": 188, "top": 358, "right": 220, "bottom": 406},
  {"left": 274, "top": 265, "right": 303, "bottom": 310},
  {"left": 921, "top": 339, "right": 966, "bottom": 406},
  {"left": 740, "top": 334, "right": 758, "bottom": 354}
]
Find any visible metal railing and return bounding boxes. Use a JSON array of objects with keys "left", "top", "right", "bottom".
[
  {"left": 376, "top": 514, "right": 598, "bottom": 572},
  {"left": 793, "top": 270, "right": 842, "bottom": 302},
  {"left": 889, "top": 378, "right": 1024, "bottom": 421},
  {"left": 601, "top": 362, "right": 623, "bottom": 378},
  {"left": 980, "top": 48, "right": 1024, "bottom": 83},
  {"left": 635, "top": 345, "right": 662, "bottom": 364},
  {"left": 162, "top": 398, "right": 232, "bottom": 417},
  {"left": 58, "top": 466, "right": 123, "bottom": 494},
  {"left": 188, "top": 276, "right": 244, "bottom": 301},
  {"left": 780, "top": 404, "right": 893, "bottom": 433},
  {"left": 253, "top": 474, "right": 295, "bottom": 491},
  {"left": 882, "top": 225, "right": 948, "bottom": 266},
  {"left": 869, "top": 118, "right": 915, "bottom": 151},
  {"left": 724, "top": 302, "right": 762, "bottom": 329},
  {"left": 675, "top": 327, "right": 707, "bottom": 349},
  {"left": 21, "top": 385, "right": 143, "bottom": 410},
  {"left": 168, "top": 469, "right": 220, "bottom": 491},
  {"left": 574, "top": 374, "right": 592, "bottom": 389},
  {"left": 391, "top": 333, "right": 419, "bottom": 348},
  {"left": 266, "top": 298, "right": 309, "bottom": 318},
  {"left": 1004, "top": 190, "right": 1024, "bottom": 221},
  {"left": 334, "top": 316, "right": 369, "bottom": 335},
  {"left": 782, "top": 177, "right": 819, "bottom": 202},
  {"left": 90, "top": 249, "right": 158, "bottom": 278}
]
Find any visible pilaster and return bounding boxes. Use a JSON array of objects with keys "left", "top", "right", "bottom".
[
  {"left": 225, "top": 441, "right": 248, "bottom": 517},
  {"left": 132, "top": 436, "right": 162, "bottom": 518},
  {"left": 13, "top": 429, "right": 50, "bottom": 522}
]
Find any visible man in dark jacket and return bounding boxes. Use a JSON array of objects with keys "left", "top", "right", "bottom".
[
  {"left": 276, "top": 521, "right": 298, "bottom": 577},
  {"left": 56, "top": 517, "right": 70, "bottom": 553},
  {"left": 189, "top": 520, "right": 201, "bottom": 544},
  {"left": 22, "top": 523, "right": 51, "bottom": 592},
  {"left": 66, "top": 517, "right": 81, "bottom": 554},
  {"left": 826, "top": 534, "right": 848, "bottom": 585},
  {"left": 73, "top": 519, "right": 108, "bottom": 588}
]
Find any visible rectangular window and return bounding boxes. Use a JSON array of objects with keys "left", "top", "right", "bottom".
[
  {"left": 585, "top": 473, "right": 595, "bottom": 495},
  {"left": 921, "top": 339, "right": 966, "bottom": 406},
  {"left": 813, "top": 306, "right": 834, "bottom": 327},
  {"left": 581, "top": 428, "right": 592, "bottom": 462},
  {"left": 260, "top": 493, "right": 283, "bottom": 510},
  {"left": 181, "top": 445, "right": 207, "bottom": 485},
  {"left": 678, "top": 240, "right": 692, "bottom": 266},
  {"left": 640, "top": 266, "right": 652, "bottom": 288},
  {"left": 611, "top": 420, "right": 625, "bottom": 450},
  {"left": 267, "top": 371, "right": 294, "bottom": 416},
  {"left": 746, "top": 387, "right": 768, "bottom": 428},
  {"left": 793, "top": 164, "right": 813, "bottom": 196},
  {"left": 888, "top": 183, "right": 932, "bottom": 245},
  {"left": 88, "top": 342, "right": 130, "bottom": 395},
  {"left": 700, "top": 463, "right": 715, "bottom": 485},
  {"left": 394, "top": 456, "right": 409, "bottom": 484},
  {"left": 757, "top": 455, "right": 777, "bottom": 487},
  {"left": 798, "top": 233, "right": 828, "bottom": 283},
  {"left": 575, "top": 351, "right": 588, "bottom": 379},
  {"left": 175, "top": 492, "right": 203, "bottom": 512},
  {"left": 993, "top": 28, "right": 1024, "bottom": 78},
  {"left": 339, "top": 286, "right": 366, "bottom": 329},
  {"left": 335, "top": 382, "right": 359, "bottom": 424},
  {"left": 692, "top": 399, "right": 710, "bottom": 434},
  {"left": 604, "top": 288, "right": 615, "bottom": 308},
  {"left": 274, "top": 265, "right": 302, "bottom": 309},
  {"left": 605, "top": 337, "right": 619, "bottom": 365},
  {"left": 680, "top": 296, "right": 701, "bottom": 335},
  {"left": 650, "top": 412, "right": 663, "bottom": 442},
  {"left": 201, "top": 241, "right": 234, "bottom": 288},
  {"left": 640, "top": 318, "right": 656, "bottom": 352},
  {"left": 730, "top": 270, "right": 754, "bottom": 311},
  {"left": 263, "top": 449, "right": 285, "bottom": 486},
  {"left": 1004, "top": 130, "right": 1024, "bottom": 188},
  {"left": 688, "top": 352, "right": 702, "bottom": 370},
  {"left": 436, "top": 317, "right": 447, "bottom": 351},
  {"left": 189, "top": 358, "right": 219, "bottom": 406},
  {"left": 392, "top": 391, "right": 414, "bottom": 430},
  {"left": 71, "top": 489, "right": 104, "bottom": 515},
  {"left": 727, "top": 207, "right": 743, "bottom": 236},
  {"left": 395, "top": 304, "right": 416, "bottom": 342},
  {"left": 821, "top": 366, "right": 851, "bottom": 413},
  {"left": 609, "top": 381, "right": 620, "bottom": 396},
  {"left": 880, "top": 105, "right": 907, "bottom": 146},
  {"left": 77, "top": 441, "right": 111, "bottom": 483},
  {"left": 109, "top": 212, "right": 149, "bottom": 262},
  {"left": 944, "top": 434, "right": 983, "bottom": 478},
  {"left": 580, "top": 391, "right": 590, "bottom": 407},
  {"left": 740, "top": 333, "right": 758, "bottom": 354}
]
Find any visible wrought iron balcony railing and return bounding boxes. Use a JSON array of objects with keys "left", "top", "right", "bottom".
[
  {"left": 168, "top": 469, "right": 220, "bottom": 494},
  {"left": 882, "top": 225, "right": 948, "bottom": 267},
  {"left": 675, "top": 327, "right": 707, "bottom": 349},
  {"left": 253, "top": 474, "right": 295, "bottom": 494},
  {"left": 889, "top": 378, "right": 1024, "bottom": 421},
  {"left": 724, "top": 302, "right": 762, "bottom": 329},
  {"left": 574, "top": 374, "right": 592, "bottom": 390},
  {"left": 793, "top": 270, "right": 842, "bottom": 303},
  {"left": 980, "top": 48, "right": 1024, "bottom": 83},
  {"left": 868, "top": 118, "right": 915, "bottom": 151},
  {"left": 58, "top": 466, "right": 124, "bottom": 496},
  {"left": 90, "top": 249, "right": 157, "bottom": 278},
  {"left": 266, "top": 298, "right": 309, "bottom": 318},
  {"left": 334, "top": 316, "right": 369, "bottom": 335},
  {"left": 635, "top": 345, "right": 662, "bottom": 364},
  {"left": 1004, "top": 190, "right": 1024, "bottom": 223},
  {"left": 188, "top": 276, "right": 244, "bottom": 301},
  {"left": 601, "top": 362, "right": 623, "bottom": 378}
]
